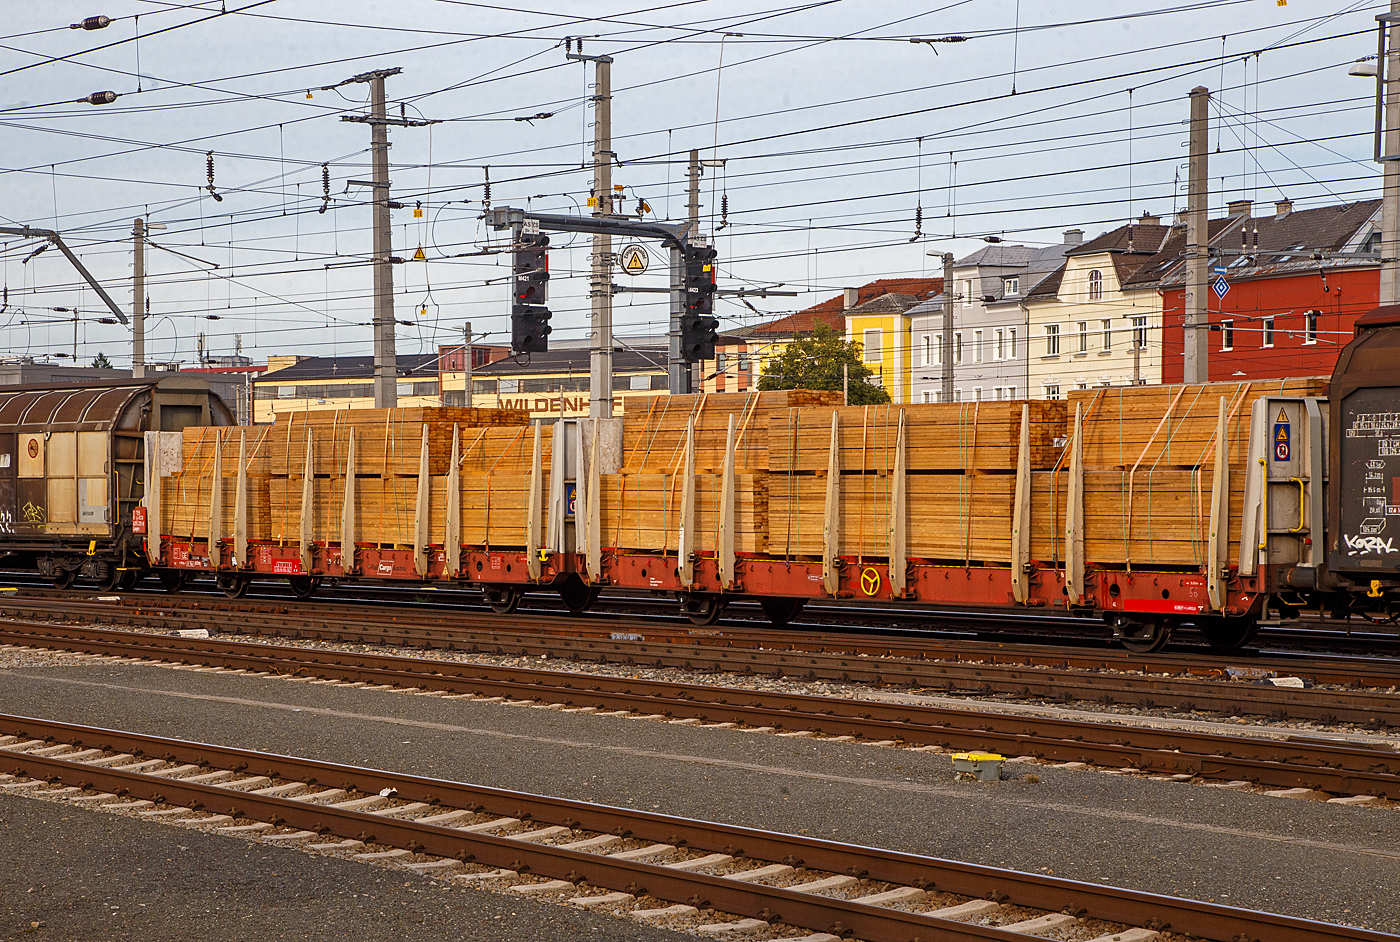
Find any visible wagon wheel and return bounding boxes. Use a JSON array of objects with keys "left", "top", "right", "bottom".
[
  {"left": 288, "top": 575, "right": 321, "bottom": 600},
  {"left": 759, "top": 597, "right": 805, "bottom": 628},
  {"left": 98, "top": 563, "right": 124, "bottom": 592},
  {"left": 483, "top": 585, "right": 523, "bottom": 615},
  {"left": 680, "top": 594, "right": 724, "bottom": 627},
  {"left": 557, "top": 575, "right": 600, "bottom": 614},
  {"left": 218, "top": 573, "right": 251, "bottom": 600},
  {"left": 51, "top": 567, "right": 77, "bottom": 591},
  {"left": 116, "top": 568, "right": 141, "bottom": 591},
  {"left": 1197, "top": 615, "right": 1258, "bottom": 652},
  {"left": 1116, "top": 615, "right": 1173, "bottom": 654},
  {"left": 157, "top": 570, "right": 188, "bottom": 594}
]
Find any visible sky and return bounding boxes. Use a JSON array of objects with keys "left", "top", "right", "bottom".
[{"left": 0, "top": 0, "right": 1386, "bottom": 369}]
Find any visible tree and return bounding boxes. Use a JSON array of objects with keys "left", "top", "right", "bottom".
[
  {"left": 757, "top": 322, "right": 890, "bottom": 405},
  {"left": 90, "top": 352, "right": 113, "bottom": 370}
]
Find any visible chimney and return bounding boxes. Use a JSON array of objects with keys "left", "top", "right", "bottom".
[
  {"left": 1275, "top": 198, "right": 1293, "bottom": 219},
  {"left": 1227, "top": 199, "right": 1252, "bottom": 218},
  {"left": 1138, "top": 211, "right": 1161, "bottom": 226},
  {"left": 842, "top": 287, "right": 859, "bottom": 312},
  {"left": 1062, "top": 229, "right": 1083, "bottom": 245}
]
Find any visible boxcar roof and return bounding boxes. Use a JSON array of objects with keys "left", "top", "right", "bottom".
[{"left": 0, "top": 383, "right": 150, "bottom": 432}]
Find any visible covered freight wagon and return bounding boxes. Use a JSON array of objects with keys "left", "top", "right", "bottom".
[{"left": 0, "top": 376, "right": 233, "bottom": 588}]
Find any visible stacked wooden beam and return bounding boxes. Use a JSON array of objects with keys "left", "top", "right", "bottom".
[
  {"left": 599, "top": 391, "right": 839, "bottom": 554},
  {"left": 1027, "top": 378, "right": 1330, "bottom": 567},
  {"left": 599, "top": 472, "right": 766, "bottom": 553},
  {"left": 764, "top": 401, "right": 1068, "bottom": 562},
  {"left": 160, "top": 406, "right": 541, "bottom": 550},
  {"left": 160, "top": 426, "right": 273, "bottom": 540}
]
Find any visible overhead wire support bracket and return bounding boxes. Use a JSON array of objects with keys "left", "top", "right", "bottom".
[
  {"left": 0, "top": 226, "right": 127, "bottom": 324},
  {"left": 485, "top": 207, "right": 688, "bottom": 252}
]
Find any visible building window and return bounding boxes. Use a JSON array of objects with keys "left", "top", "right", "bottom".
[
  {"left": 715, "top": 352, "right": 727, "bottom": 372},
  {"left": 933, "top": 333, "right": 943, "bottom": 366},
  {"left": 1101, "top": 319, "right": 1112, "bottom": 351},
  {"left": 921, "top": 334, "right": 931, "bottom": 366},
  {"left": 993, "top": 387, "right": 1003, "bottom": 400},
  {"left": 863, "top": 328, "right": 882, "bottom": 362},
  {"left": 973, "top": 329, "right": 983, "bottom": 363},
  {"left": 954, "top": 332, "right": 964, "bottom": 365},
  {"left": 1087, "top": 269, "right": 1103, "bottom": 300},
  {"left": 1221, "top": 319, "right": 1234, "bottom": 351},
  {"left": 1008, "top": 385, "right": 1017, "bottom": 399},
  {"left": 995, "top": 329, "right": 1005, "bottom": 360},
  {"left": 922, "top": 390, "right": 932, "bottom": 403},
  {"left": 1262, "top": 317, "right": 1274, "bottom": 348},
  {"left": 1304, "top": 310, "right": 1319, "bottom": 344},
  {"left": 973, "top": 387, "right": 983, "bottom": 401},
  {"left": 1044, "top": 384, "right": 1061, "bottom": 400},
  {"left": 1077, "top": 321, "right": 1089, "bottom": 354},
  {"left": 1077, "top": 382, "right": 1089, "bottom": 390},
  {"left": 1004, "top": 277, "right": 1019, "bottom": 295},
  {"left": 1008, "top": 328, "right": 1016, "bottom": 358},
  {"left": 1131, "top": 316, "right": 1148, "bottom": 350},
  {"left": 961, "top": 280, "right": 973, "bottom": 305},
  {"left": 953, "top": 388, "right": 963, "bottom": 402},
  {"left": 499, "top": 378, "right": 519, "bottom": 394},
  {"left": 934, "top": 390, "right": 945, "bottom": 403},
  {"left": 1044, "top": 324, "right": 1060, "bottom": 357}
]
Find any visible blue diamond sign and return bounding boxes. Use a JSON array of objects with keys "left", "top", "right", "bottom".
[{"left": 1212, "top": 275, "right": 1230, "bottom": 299}]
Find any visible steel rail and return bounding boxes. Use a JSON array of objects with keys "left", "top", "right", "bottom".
[
  {"left": 3, "top": 620, "right": 1398, "bottom": 797},
  {"left": 0, "top": 714, "right": 1390, "bottom": 942},
  {"left": 5, "top": 595, "right": 1400, "bottom": 723}
]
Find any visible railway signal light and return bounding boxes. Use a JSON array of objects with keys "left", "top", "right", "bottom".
[
  {"left": 514, "top": 233, "right": 549, "bottom": 305},
  {"left": 511, "top": 233, "right": 551, "bottom": 353},
  {"left": 512, "top": 304, "right": 551, "bottom": 354},
  {"left": 680, "top": 244, "right": 718, "bottom": 362}
]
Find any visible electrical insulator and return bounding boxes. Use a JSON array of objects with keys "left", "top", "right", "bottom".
[
  {"left": 720, "top": 193, "right": 729, "bottom": 229},
  {"left": 80, "top": 90, "right": 118, "bottom": 105},
  {"left": 319, "top": 163, "right": 330, "bottom": 214},
  {"left": 636, "top": 198, "right": 650, "bottom": 216},
  {"left": 910, "top": 204, "right": 923, "bottom": 243},
  {"left": 71, "top": 15, "right": 111, "bottom": 29},
  {"left": 206, "top": 151, "right": 223, "bottom": 202}
]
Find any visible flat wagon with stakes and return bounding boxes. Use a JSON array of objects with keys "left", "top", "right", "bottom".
[{"left": 16, "top": 306, "right": 1400, "bottom": 652}]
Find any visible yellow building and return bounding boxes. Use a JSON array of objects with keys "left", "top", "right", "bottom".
[
  {"left": 252, "top": 353, "right": 442, "bottom": 423},
  {"left": 462, "top": 345, "right": 668, "bottom": 418},
  {"left": 844, "top": 290, "right": 931, "bottom": 403},
  {"left": 714, "top": 278, "right": 942, "bottom": 399}
]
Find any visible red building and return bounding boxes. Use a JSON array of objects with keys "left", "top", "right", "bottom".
[{"left": 1123, "top": 199, "right": 1380, "bottom": 383}]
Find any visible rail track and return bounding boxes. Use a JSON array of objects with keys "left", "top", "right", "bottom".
[
  {"left": 5, "top": 592, "right": 1399, "bottom": 727},
  {"left": 0, "top": 714, "right": 1391, "bottom": 942},
  {"left": 2, "top": 618, "right": 1398, "bottom": 799},
  {"left": 16, "top": 566, "right": 1400, "bottom": 657}
]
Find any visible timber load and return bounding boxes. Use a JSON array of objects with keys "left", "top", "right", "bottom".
[{"left": 152, "top": 378, "right": 1329, "bottom": 586}]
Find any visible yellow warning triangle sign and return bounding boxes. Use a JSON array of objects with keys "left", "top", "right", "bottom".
[
  {"left": 1276, "top": 427, "right": 1288, "bottom": 441},
  {"left": 624, "top": 250, "right": 645, "bottom": 272},
  {"left": 1276, "top": 408, "right": 1288, "bottom": 423}
]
